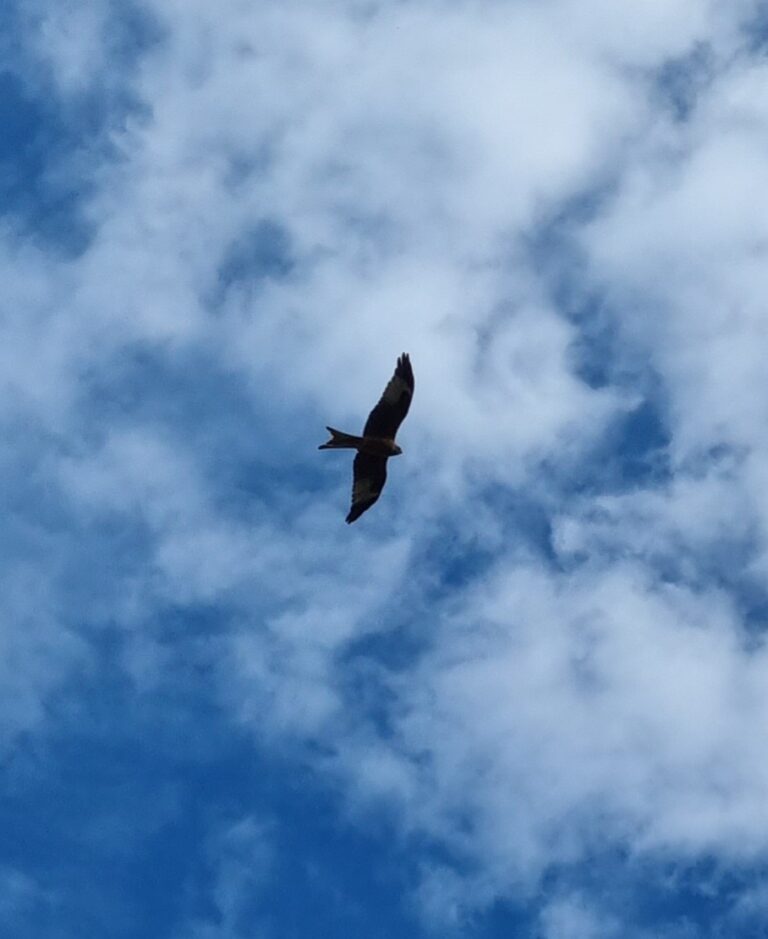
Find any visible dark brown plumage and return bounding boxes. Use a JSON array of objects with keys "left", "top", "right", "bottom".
[{"left": 319, "top": 353, "right": 414, "bottom": 523}]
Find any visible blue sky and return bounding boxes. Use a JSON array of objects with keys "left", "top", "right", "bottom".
[{"left": 4, "top": 0, "right": 768, "bottom": 936}]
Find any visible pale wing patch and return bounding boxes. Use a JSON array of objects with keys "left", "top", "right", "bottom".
[
  {"left": 383, "top": 375, "right": 409, "bottom": 403},
  {"left": 353, "top": 476, "right": 378, "bottom": 501}
]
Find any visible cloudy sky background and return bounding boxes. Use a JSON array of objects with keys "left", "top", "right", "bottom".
[{"left": 4, "top": 0, "right": 768, "bottom": 935}]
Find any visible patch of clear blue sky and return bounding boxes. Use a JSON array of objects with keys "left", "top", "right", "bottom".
[
  {"left": 1, "top": 627, "right": 539, "bottom": 938},
  {"left": 5, "top": 689, "right": 764, "bottom": 937},
  {"left": 745, "top": 1, "right": 768, "bottom": 53},
  {"left": 654, "top": 42, "right": 715, "bottom": 122},
  {"left": 2, "top": 7, "right": 768, "bottom": 937},
  {"left": 0, "top": 0, "right": 160, "bottom": 254},
  {"left": 217, "top": 220, "right": 295, "bottom": 291},
  {"left": 0, "top": 67, "right": 92, "bottom": 253}
]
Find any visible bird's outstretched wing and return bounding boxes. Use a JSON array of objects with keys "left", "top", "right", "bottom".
[
  {"left": 362, "top": 353, "right": 414, "bottom": 439},
  {"left": 346, "top": 453, "right": 387, "bottom": 523}
]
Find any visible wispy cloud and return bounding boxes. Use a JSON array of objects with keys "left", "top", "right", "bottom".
[{"left": 2, "top": 0, "right": 768, "bottom": 936}]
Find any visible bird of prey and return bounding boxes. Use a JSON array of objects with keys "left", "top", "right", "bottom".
[{"left": 319, "top": 353, "right": 414, "bottom": 523}]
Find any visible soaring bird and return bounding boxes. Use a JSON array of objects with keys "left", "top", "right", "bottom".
[{"left": 319, "top": 353, "right": 414, "bottom": 523}]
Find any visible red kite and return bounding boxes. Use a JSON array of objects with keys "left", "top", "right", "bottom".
[{"left": 319, "top": 353, "right": 414, "bottom": 523}]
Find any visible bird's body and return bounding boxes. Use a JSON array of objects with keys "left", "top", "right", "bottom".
[
  {"left": 319, "top": 353, "right": 414, "bottom": 523},
  {"left": 319, "top": 429, "right": 401, "bottom": 457}
]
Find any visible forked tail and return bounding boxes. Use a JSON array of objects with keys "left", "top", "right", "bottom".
[{"left": 318, "top": 427, "right": 363, "bottom": 450}]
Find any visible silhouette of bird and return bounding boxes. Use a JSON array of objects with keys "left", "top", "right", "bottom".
[{"left": 319, "top": 353, "right": 414, "bottom": 523}]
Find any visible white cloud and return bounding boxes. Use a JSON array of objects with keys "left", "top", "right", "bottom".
[
  {"left": 0, "top": 552, "right": 88, "bottom": 750},
  {"left": 22, "top": 0, "right": 112, "bottom": 95},
  {"left": 386, "top": 563, "right": 768, "bottom": 866},
  {"left": 180, "top": 816, "right": 273, "bottom": 939},
  {"left": 538, "top": 892, "right": 620, "bottom": 939}
]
